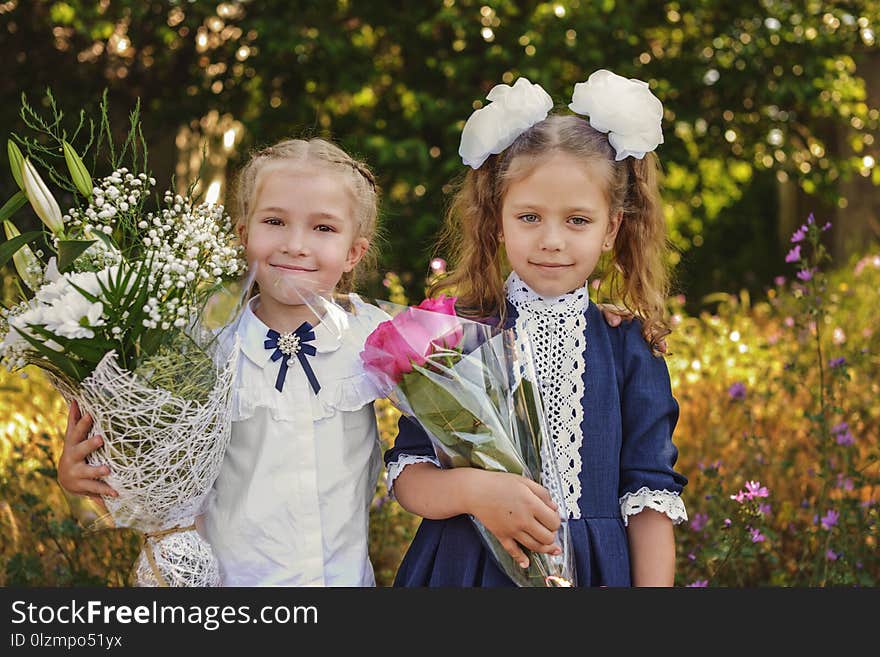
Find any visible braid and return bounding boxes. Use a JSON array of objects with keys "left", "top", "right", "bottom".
[{"left": 329, "top": 158, "right": 376, "bottom": 190}]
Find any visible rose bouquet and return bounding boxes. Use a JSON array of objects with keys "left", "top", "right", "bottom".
[
  {"left": 358, "top": 295, "right": 575, "bottom": 587},
  {"left": 0, "top": 91, "right": 246, "bottom": 586}
]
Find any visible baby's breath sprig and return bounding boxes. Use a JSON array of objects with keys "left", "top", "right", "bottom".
[{"left": 1, "top": 89, "right": 246, "bottom": 387}]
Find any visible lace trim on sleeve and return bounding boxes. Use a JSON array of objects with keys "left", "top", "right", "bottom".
[
  {"left": 385, "top": 454, "right": 440, "bottom": 499},
  {"left": 619, "top": 486, "right": 688, "bottom": 527}
]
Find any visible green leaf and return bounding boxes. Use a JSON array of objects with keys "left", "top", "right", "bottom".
[
  {"left": 0, "top": 192, "right": 27, "bottom": 222},
  {"left": 61, "top": 339, "right": 114, "bottom": 363},
  {"left": 11, "top": 326, "right": 85, "bottom": 381},
  {"left": 65, "top": 277, "right": 101, "bottom": 304},
  {"left": 27, "top": 325, "right": 113, "bottom": 363},
  {"left": 57, "top": 239, "right": 96, "bottom": 273},
  {"left": 0, "top": 230, "right": 42, "bottom": 268}
]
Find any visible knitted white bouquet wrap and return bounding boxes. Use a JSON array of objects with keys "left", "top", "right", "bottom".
[{"left": 53, "top": 339, "right": 239, "bottom": 587}]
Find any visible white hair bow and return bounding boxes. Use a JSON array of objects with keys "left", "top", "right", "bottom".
[
  {"left": 568, "top": 69, "right": 664, "bottom": 161},
  {"left": 458, "top": 77, "right": 553, "bottom": 169}
]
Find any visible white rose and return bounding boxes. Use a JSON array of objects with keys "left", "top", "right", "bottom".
[
  {"left": 459, "top": 77, "right": 553, "bottom": 169},
  {"left": 568, "top": 69, "right": 664, "bottom": 161}
]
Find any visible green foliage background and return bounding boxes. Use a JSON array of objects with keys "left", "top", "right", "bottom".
[{"left": 2, "top": 1, "right": 878, "bottom": 303}]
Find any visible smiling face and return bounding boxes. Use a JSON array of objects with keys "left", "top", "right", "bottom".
[
  {"left": 241, "top": 165, "right": 368, "bottom": 330},
  {"left": 500, "top": 152, "right": 621, "bottom": 297}
]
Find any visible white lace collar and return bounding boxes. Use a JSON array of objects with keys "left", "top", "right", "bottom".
[
  {"left": 505, "top": 271, "right": 591, "bottom": 316},
  {"left": 505, "top": 271, "right": 589, "bottom": 519}
]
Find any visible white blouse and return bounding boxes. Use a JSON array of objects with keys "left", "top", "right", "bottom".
[{"left": 202, "top": 294, "right": 389, "bottom": 586}]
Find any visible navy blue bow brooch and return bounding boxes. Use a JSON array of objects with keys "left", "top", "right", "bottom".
[{"left": 264, "top": 323, "right": 321, "bottom": 394}]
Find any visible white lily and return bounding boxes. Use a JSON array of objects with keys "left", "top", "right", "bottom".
[
  {"left": 62, "top": 141, "right": 93, "bottom": 199},
  {"left": 21, "top": 158, "right": 65, "bottom": 235},
  {"left": 7, "top": 140, "right": 24, "bottom": 190},
  {"left": 3, "top": 219, "right": 42, "bottom": 291}
]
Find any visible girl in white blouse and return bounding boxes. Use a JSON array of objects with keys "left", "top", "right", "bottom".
[{"left": 57, "top": 138, "right": 390, "bottom": 586}]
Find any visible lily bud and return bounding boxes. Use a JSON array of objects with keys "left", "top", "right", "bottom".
[
  {"left": 3, "top": 219, "right": 42, "bottom": 291},
  {"left": 21, "top": 158, "right": 65, "bottom": 235},
  {"left": 7, "top": 140, "right": 24, "bottom": 190},
  {"left": 62, "top": 141, "right": 93, "bottom": 199}
]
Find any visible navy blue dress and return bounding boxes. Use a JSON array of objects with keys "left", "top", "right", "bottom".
[{"left": 384, "top": 300, "right": 688, "bottom": 587}]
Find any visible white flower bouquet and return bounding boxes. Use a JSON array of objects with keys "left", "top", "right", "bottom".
[{"left": 0, "top": 91, "right": 246, "bottom": 586}]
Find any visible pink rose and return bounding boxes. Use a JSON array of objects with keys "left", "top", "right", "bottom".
[
  {"left": 360, "top": 295, "right": 463, "bottom": 385},
  {"left": 414, "top": 295, "right": 463, "bottom": 351},
  {"left": 361, "top": 319, "right": 421, "bottom": 386},
  {"left": 416, "top": 294, "right": 457, "bottom": 315}
]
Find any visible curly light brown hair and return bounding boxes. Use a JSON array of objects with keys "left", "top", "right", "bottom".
[{"left": 431, "top": 113, "right": 673, "bottom": 352}]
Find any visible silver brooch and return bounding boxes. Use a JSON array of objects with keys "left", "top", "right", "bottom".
[{"left": 277, "top": 332, "right": 301, "bottom": 356}]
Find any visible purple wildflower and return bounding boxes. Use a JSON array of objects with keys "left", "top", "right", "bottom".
[
  {"left": 836, "top": 475, "right": 854, "bottom": 491},
  {"left": 749, "top": 527, "right": 766, "bottom": 543},
  {"left": 797, "top": 268, "right": 814, "bottom": 281},
  {"left": 728, "top": 381, "right": 746, "bottom": 400},
  {"left": 774, "top": 275, "right": 786, "bottom": 286},
  {"left": 686, "top": 580, "right": 709, "bottom": 587},
  {"left": 822, "top": 221, "right": 831, "bottom": 231},
  {"left": 807, "top": 212, "right": 815, "bottom": 224},
  {"left": 826, "top": 550, "right": 839, "bottom": 561},
  {"left": 836, "top": 430, "right": 855, "bottom": 446},
  {"left": 745, "top": 480, "right": 769, "bottom": 498},
  {"left": 785, "top": 245, "right": 802, "bottom": 263},
  {"left": 758, "top": 503, "right": 772, "bottom": 516},
  {"left": 832, "top": 422, "right": 855, "bottom": 446},
  {"left": 690, "top": 513, "right": 709, "bottom": 532},
  {"left": 723, "top": 518, "right": 732, "bottom": 527},
  {"left": 730, "top": 490, "right": 747, "bottom": 503},
  {"left": 820, "top": 509, "right": 839, "bottom": 530},
  {"left": 790, "top": 226, "right": 807, "bottom": 243},
  {"left": 371, "top": 493, "right": 390, "bottom": 510},
  {"left": 687, "top": 552, "right": 697, "bottom": 561},
  {"left": 829, "top": 356, "right": 846, "bottom": 369}
]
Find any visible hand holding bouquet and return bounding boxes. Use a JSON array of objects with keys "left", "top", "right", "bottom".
[
  {"left": 0, "top": 91, "right": 246, "bottom": 586},
  {"left": 359, "top": 295, "right": 575, "bottom": 587}
]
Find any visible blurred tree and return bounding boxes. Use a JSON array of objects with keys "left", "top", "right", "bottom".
[{"left": 1, "top": 0, "right": 878, "bottom": 304}]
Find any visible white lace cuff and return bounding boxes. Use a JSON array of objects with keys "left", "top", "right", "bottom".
[
  {"left": 619, "top": 487, "right": 688, "bottom": 527},
  {"left": 385, "top": 454, "right": 440, "bottom": 498}
]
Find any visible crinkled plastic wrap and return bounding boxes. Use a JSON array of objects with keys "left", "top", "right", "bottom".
[{"left": 299, "top": 288, "right": 577, "bottom": 587}]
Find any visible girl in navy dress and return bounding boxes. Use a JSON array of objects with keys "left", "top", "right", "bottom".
[{"left": 385, "top": 71, "right": 689, "bottom": 587}]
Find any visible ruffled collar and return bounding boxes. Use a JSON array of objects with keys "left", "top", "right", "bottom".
[
  {"left": 505, "top": 271, "right": 590, "bottom": 319},
  {"left": 239, "top": 295, "right": 347, "bottom": 369}
]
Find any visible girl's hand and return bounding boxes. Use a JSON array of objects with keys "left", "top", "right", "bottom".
[
  {"left": 58, "top": 401, "right": 117, "bottom": 510},
  {"left": 598, "top": 302, "right": 668, "bottom": 354},
  {"left": 467, "top": 471, "right": 562, "bottom": 569}
]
